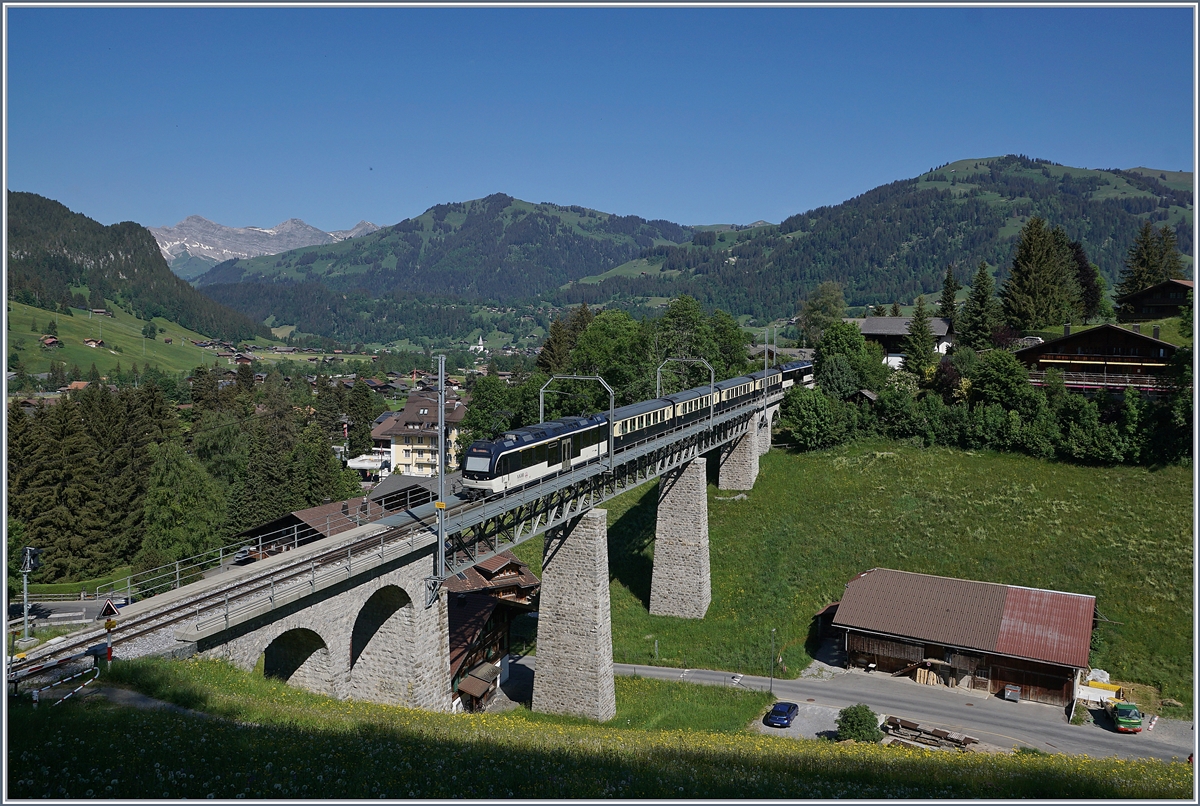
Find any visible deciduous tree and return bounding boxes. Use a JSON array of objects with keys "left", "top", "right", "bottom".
[{"left": 799, "top": 282, "right": 845, "bottom": 343}]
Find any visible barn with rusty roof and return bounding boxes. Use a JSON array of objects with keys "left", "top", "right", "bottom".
[{"left": 830, "top": 568, "right": 1095, "bottom": 706}]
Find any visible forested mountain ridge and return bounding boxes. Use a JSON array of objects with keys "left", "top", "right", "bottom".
[
  {"left": 195, "top": 193, "right": 695, "bottom": 300},
  {"left": 7, "top": 192, "right": 270, "bottom": 343},
  {"left": 554, "top": 156, "right": 1193, "bottom": 318}
]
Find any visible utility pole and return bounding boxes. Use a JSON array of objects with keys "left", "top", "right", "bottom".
[
  {"left": 435, "top": 353, "right": 446, "bottom": 583},
  {"left": 769, "top": 627, "right": 776, "bottom": 694},
  {"left": 20, "top": 547, "right": 41, "bottom": 641}
]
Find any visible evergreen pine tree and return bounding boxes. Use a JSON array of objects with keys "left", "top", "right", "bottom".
[
  {"left": 958, "top": 262, "right": 1001, "bottom": 351},
  {"left": 291, "top": 423, "right": 359, "bottom": 508},
  {"left": 1116, "top": 221, "right": 1163, "bottom": 299},
  {"left": 346, "top": 378, "right": 375, "bottom": 458},
  {"left": 1000, "top": 217, "right": 1074, "bottom": 330},
  {"left": 135, "top": 440, "right": 226, "bottom": 566},
  {"left": 189, "top": 365, "right": 218, "bottom": 412},
  {"left": 1158, "top": 225, "right": 1186, "bottom": 282},
  {"left": 901, "top": 295, "right": 937, "bottom": 376},
  {"left": 7, "top": 399, "right": 36, "bottom": 522},
  {"left": 314, "top": 374, "right": 342, "bottom": 441},
  {"left": 535, "top": 317, "right": 572, "bottom": 374},
  {"left": 235, "top": 363, "right": 255, "bottom": 395},
  {"left": 1070, "top": 241, "right": 1102, "bottom": 323},
  {"left": 890, "top": 301, "right": 902, "bottom": 316},
  {"left": 22, "top": 397, "right": 108, "bottom": 581},
  {"left": 938, "top": 264, "right": 961, "bottom": 330},
  {"left": 1049, "top": 226, "right": 1083, "bottom": 324}
]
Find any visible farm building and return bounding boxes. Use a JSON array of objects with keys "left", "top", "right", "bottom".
[
  {"left": 830, "top": 568, "right": 1094, "bottom": 706},
  {"left": 1116, "top": 278, "right": 1193, "bottom": 322},
  {"left": 1013, "top": 323, "right": 1178, "bottom": 394}
]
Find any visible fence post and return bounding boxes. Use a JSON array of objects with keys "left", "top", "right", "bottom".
[
  {"left": 311, "top": 561, "right": 315, "bottom": 590},
  {"left": 270, "top": 578, "right": 275, "bottom": 604},
  {"left": 347, "top": 546, "right": 352, "bottom": 576},
  {"left": 224, "top": 593, "right": 229, "bottom": 630},
  {"left": 380, "top": 533, "right": 384, "bottom": 561},
  {"left": 175, "top": 561, "right": 180, "bottom": 589}
]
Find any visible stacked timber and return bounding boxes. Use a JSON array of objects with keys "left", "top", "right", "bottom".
[{"left": 882, "top": 716, "right": 978, "bottom": 750}]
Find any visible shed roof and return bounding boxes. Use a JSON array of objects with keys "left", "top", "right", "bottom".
[{"left": 831, "top": 568, "right": 1094, "bottom": 668}]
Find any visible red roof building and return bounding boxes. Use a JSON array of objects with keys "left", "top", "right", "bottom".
[{"left": 830, "top": 568, "right": 1095, "bottom": 706}]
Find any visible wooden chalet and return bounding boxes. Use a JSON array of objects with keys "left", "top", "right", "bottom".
[
  {"left": 1116, "top": 278, "right": 1193, "bottom": 322},
  {"left": 445, "top": 552, "right": 541, "bottom": 712},
  {"left": 1013, "top": 323, "right": 1178, "bottom": 394},
  {"left": 448, "top": 593, "right": 514, "bottom": 712},
  {"left": 831, "top": 568, "right": 1095, "bottom": 706},
  {"left": 442, "top": 550, "right": 540, "bottom": 608}
]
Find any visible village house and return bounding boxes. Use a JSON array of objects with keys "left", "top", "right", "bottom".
[
  {"left": 842, "top": 317, "right": 954, "bottom": 368},
  {"left": 444, "top": 551, "right": 540, "bottom": 712},
  {"left": 370, "top": 390, "right": 468, "bottom": 477},
  {"left": 83, "top": 338, "right": 103, "bottom": 348},
  {"left": 1115, "top": 278, "right": 1193, "bottom": 322},
  {"left": 1013, "top": 323, "right": 1178, "bottom": 395}
]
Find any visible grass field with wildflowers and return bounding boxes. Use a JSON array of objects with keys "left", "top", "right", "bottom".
[
  {"left": 513, "top": 440, "right": 1193, "bottom": 715},
  {"left": 6, "top": 657, "right": 1191, "bottom": 799}
]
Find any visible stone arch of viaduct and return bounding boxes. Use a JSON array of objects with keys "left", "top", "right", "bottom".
[{"left": 198, "top": 545, "right": 452, "bottom": 712}]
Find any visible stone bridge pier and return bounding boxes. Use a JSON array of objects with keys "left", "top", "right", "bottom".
[
  {"left": 649, "top": 458, "right": 710, "bottom": 619},
  {"left": 532, "top": 509, "right": 616, "bottom": 721},
  {"left": 198, "top": 546, "right": 452, "bottom": 712},
  {"left": 759, "top": 404, "right": 780, "bottom": 456},
  {"left": 718, "top": 423, "right": 759, "bottom": 490}
]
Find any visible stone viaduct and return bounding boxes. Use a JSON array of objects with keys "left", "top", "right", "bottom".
[{"left": 17, "top": 404, "right": 780, "bottom": 724}]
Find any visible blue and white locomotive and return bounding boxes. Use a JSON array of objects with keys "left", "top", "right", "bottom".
[{"left": 461, "top": 360, "right": 812, "bottom": 496}]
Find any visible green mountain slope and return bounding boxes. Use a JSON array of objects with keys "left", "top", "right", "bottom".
[
  {"left": 196, "top": 193, "right": 694, "bottom": 300},
  {"left": 7, "top": 192, "right": 268, "bottom": 343},
  {"left": 555, "top": 155, "right": 1193, "bottom": 318}
]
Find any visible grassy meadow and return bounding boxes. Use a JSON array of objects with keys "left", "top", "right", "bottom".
[
  {"left": 516, "top": 441, "right": 1193, "bottom": 713},
  {"left": 5, "top": 657, "right": 1189, "bottom": 799},
  {"left": 5, "top": 300, "right": 286, "bottom": 378}
]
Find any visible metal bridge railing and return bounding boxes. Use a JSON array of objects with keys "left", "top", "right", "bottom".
[{"left": 93, "top": 498, "right": 396, "bottom": 602}]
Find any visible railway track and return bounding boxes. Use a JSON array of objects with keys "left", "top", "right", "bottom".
[{"left": 7, "top": 498, "right": 474, "bottom": 680}]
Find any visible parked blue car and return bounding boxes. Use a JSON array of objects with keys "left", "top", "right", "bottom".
[{"left": 766, "top": 701, "right": 799, "bottom": 728}]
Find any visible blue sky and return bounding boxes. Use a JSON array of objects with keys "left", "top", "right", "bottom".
[{"left": 5, "top": 6, "right": 1195, "bottom": 232}]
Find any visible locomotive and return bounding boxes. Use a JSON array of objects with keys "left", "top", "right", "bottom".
[{"left": 461, "top": 360, "right": 812, "bottom": 497}]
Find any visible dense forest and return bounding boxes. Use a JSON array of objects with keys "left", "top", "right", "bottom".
[
  {"left": 6, "top": 365, "right": 380, "bottom": 585},
  {"left": 553, "top": 156, "right": 1194, "bottom": 319},
  {"left": 6, "top": 192, "right": 268, "bottom": 343},
  {"left": 201, "top": 281, "right": 554, "bottom": 347}
]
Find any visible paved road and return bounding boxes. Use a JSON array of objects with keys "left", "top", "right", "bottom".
[{"left": 506, "top": 656, "right": 1193, "bottom": 762}]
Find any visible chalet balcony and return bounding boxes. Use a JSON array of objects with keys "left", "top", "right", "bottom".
[{"left": 1027, "top": 370, "right": 1171, "bottom": 392}]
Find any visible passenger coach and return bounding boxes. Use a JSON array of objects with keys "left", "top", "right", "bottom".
[{"left": 461, "top": 360, "right": 811, "bottom": 497}]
